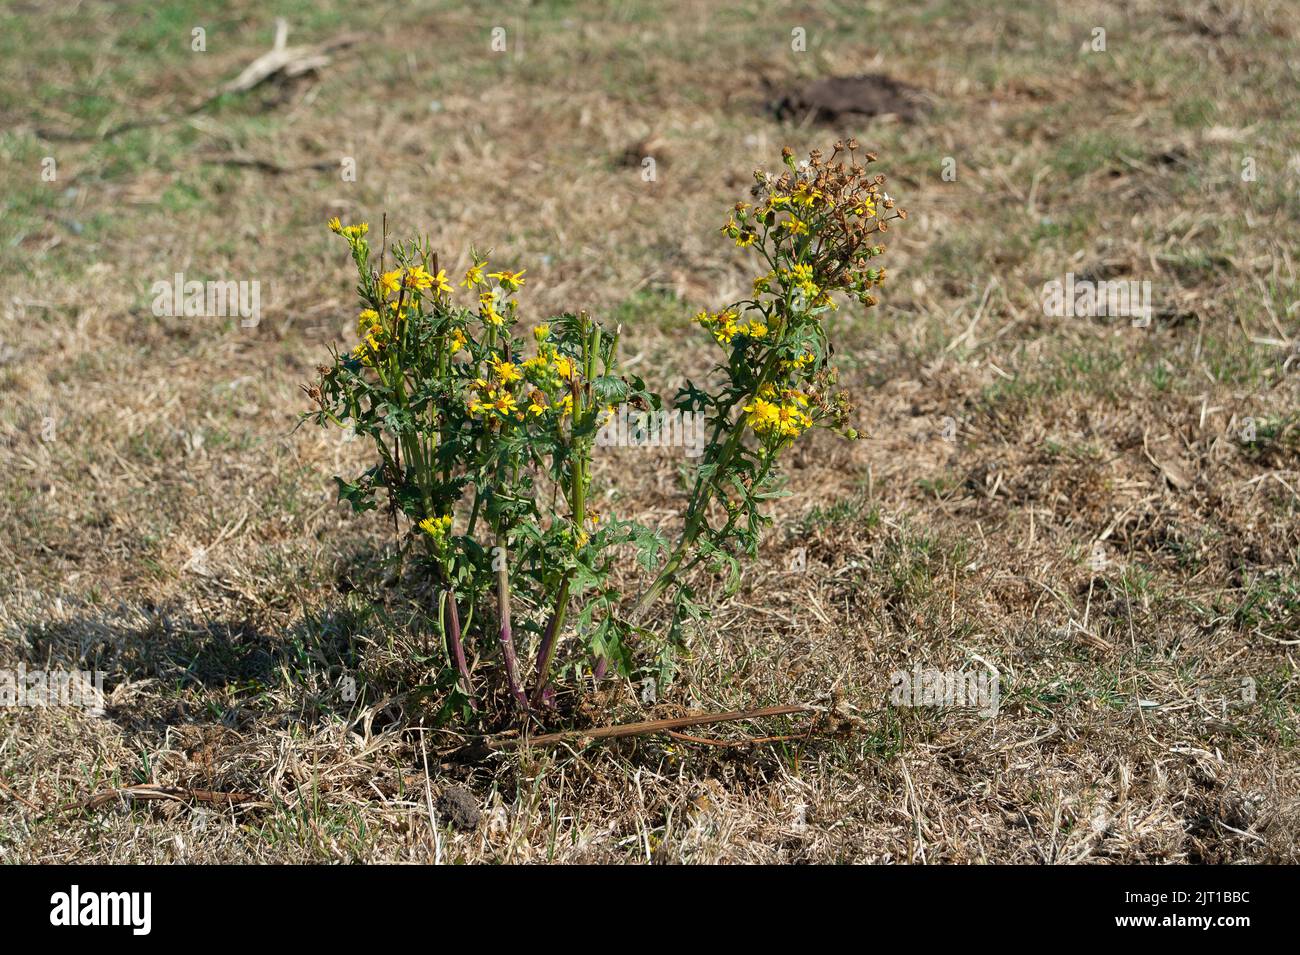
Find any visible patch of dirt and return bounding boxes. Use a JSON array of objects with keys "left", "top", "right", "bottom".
[
  {"left": 769, "top": 74, "right": 928, "bottom": 126},
  {"left": 436, "top": 785, "right": 481, "bottom": 832}
]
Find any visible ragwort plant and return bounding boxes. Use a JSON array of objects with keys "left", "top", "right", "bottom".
[{"left": 305, "top": 142, "right": 904, "bottom": 722}]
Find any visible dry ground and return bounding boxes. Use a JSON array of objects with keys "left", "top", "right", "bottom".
[{"left": 1, "top": 0, "right": 1297, "bottom": 863}]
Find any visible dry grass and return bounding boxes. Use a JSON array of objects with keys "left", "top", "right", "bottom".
[{"left": 1, "top": 0, "right": 1297, "bottom": 863}]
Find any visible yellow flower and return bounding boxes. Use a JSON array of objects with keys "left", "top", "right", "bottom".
[
  {"left": 449, "top": 328, "right": 467, "bottom": 354},
  {"left": 404, "top": 265, "right": 434, "bottom": 290},
  {"left": 533, "top": 323, "right": 550, "bottom": 341},
  {"left": 775, "top": 403, "right": 812, "bottom": 437},
  {"left": 782, "top": 216, "right": 809, "bottom": 236},
  {"left": 553, "top": 355, "right": 575, "bottom": 381},
  {"left": 791, "top": 183, "right": 822, "bottom": 207},
  {"left": 380, "top": 270, "right": 403, "bottom": 296},
  {"left": 735, "top": 230, "right": 757, "bottom": 247},
  {"left": 351, "top": 334, "right": 382, "bottom": 366},
  {"left": 744, "top": 321, "right": 767, "bottom": 339},
  {"left": 528, "top": 398, "right": 547, "bottom": 416},
  {"left": 356, "top": 308, "right": 380, "bottom": 336},
  {"left": 711, "top": 310, "right": 740, "bottom": 345},
  {"left": 558, "top": 394, "right": 573, "bottom": 418},
  {"left": 478, "top": 291, "right": 504, "bottom": 326},
  {"left": 470, "top": 385, "right": 518, "bottom": 417},
  {"left": 787, "top": 263, "right": 819, "bottom": 296},
  {"left": 327, "top": 217, "right": 343, "bottom": 233},
  {"left": 753, "top": 271, "right": 774, "bottom": 295},
  {"left": 696, "top": 308, "right": 741, "bottom": 344},
  {"left": 342, "top": 222, "right": 368, "bottom": 239},
  {"left": 743, "top": 398, "right": 780, "bottom": 434},
  {"left": 462, "top": 261, "right": 488, "bottom": 287},
  {"left": 491, "top": 358, "right": 522, "bottom": 384},
  {"left": 490, "top": 269, "right": 526, "bottom": 291}
]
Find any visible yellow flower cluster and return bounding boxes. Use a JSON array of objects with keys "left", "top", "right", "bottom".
[
  {"left": 352, "top": 334, "right": 381, "bottom": 365},
  {"left": 779, "top": 350, "right": 816, "bottom": 373},
  {"left": 785, "top": 264, "right": 819, "bottom": 297},
  {"left": 743, "top": 387, "right": 813, "bottom": 439},
  {"left": 694, "top": 308, "right": 766, "bottom": 345},
  {"left": 468, "top": 333, "right": 578, "bottom": 423},
  {"left": 461, "top": 260, "right": 526, "bottom": 324},
  {"left": 380, "top": 265, "right": 452, "bottom": 298},
  {"left": 468, "top": 387, "right": 518, "bottom": 418},
  {"left": 491, "top": 269, "right": 526, "bottom": 292},
  {"left": 327, "top": 218, "right": 369, "bottom": 240},
  {"left": 418, "top": 514, "right": 453, "bottom": 541},
  {"left": 351, "top": 307, "right": 385, "bottom": 365},
  {"left": 356, "top": 308, "right": 380, "bottom": 333},
  {"left": 490, "top": 356, "right": 522, "bottom": 384},
  {"left": 478, "top": 290, "right": 505, "bottom": 327}
]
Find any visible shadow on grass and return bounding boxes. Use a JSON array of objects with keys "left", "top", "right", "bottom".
[{"left": 18, "top": 611, "right": 357, "bottom": 734}]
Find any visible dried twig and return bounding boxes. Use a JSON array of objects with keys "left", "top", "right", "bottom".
[
  {"left": 0, "top": 778, "right": 41, "bottom": 812},
  {"left": 199, "top": 154, "right": 340, "bottom": 175},
  {"left": 58, "top": 784, "right": 265, "bottom": 815}
]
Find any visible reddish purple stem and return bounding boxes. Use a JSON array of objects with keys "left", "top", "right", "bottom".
[
  {"left": 444, "top": 589, "right": 475, "bottom": 709},
  {"left": 498, "top": 616, "right": 528, "bottom": 709},
  {"left": 494, "top": 541, "right": 528, "bottom": 710},
  {"left": 530, "top": 614, "right": 558, "bottom": 706}
]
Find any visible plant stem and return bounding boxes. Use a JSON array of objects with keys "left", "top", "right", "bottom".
[
  {"left": 629, "top": 416, "right": 746, "bottom": 619},
  {"left": 495, "top": 530, "right": 528, "bottom": 710},
  {"left": 628, "top": 344, "right": 785, "bottom": 621},
  {"left": 530, "top": 314, "right": 593, "bottom": 703},
  {"left": 530, "top": 576, "right": 571, "bottom": 706},
  {"left": 442, "top": 587, "right": 476, "bottom": 708}
]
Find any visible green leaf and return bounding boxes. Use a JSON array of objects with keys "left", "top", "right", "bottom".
[{"left": 334, "top": 476, "right": 376, "bottom": 513}]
